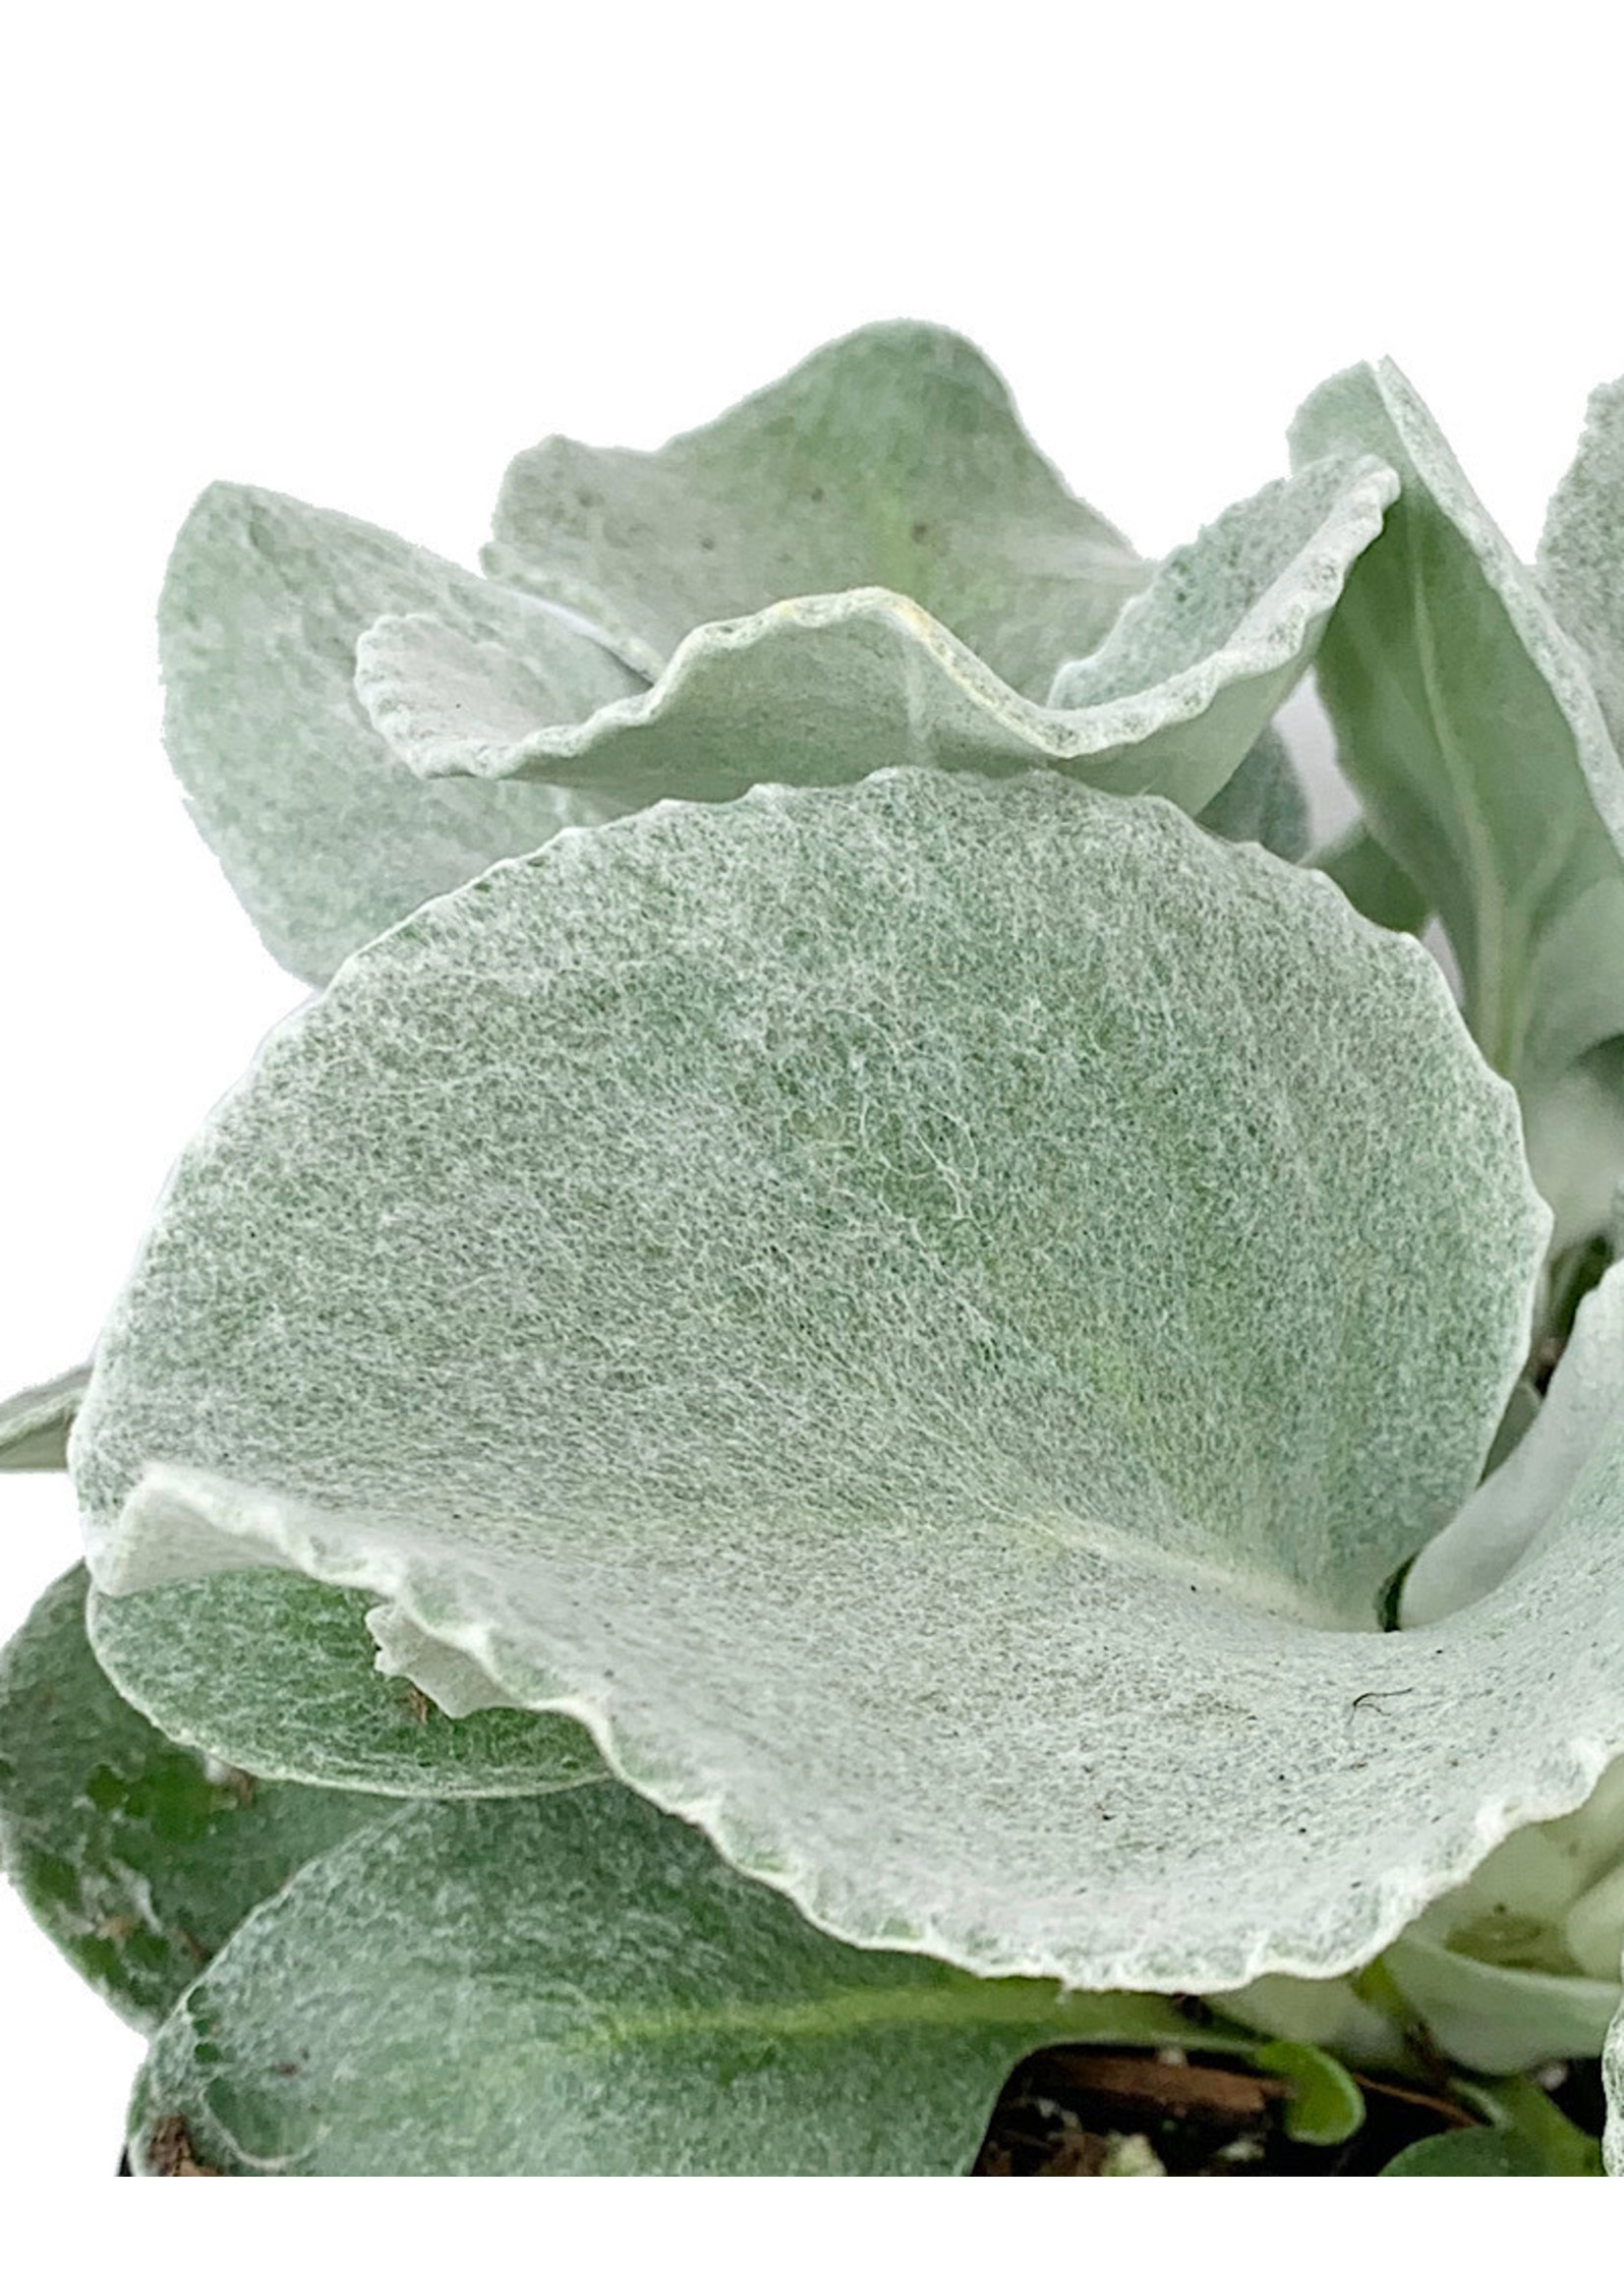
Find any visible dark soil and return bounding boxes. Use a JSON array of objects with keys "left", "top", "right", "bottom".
[{"left": 972, "top": 2045, "right": 1520, "bottom": 2177}]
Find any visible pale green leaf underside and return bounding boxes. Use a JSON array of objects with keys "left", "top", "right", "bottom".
[
  {"left": 1386, "top": 1937, "right": 1622, "bottom": 2076},
  {"left": 87, "top": 1566, "right": 604, "bottom": 1797},
  {"left": 1404, "top": 1258, "right": 1624, "bottom": 1626},
  {"left": 484, "top": 321, "right": 1146, "bottom": 697},
  {"left": 0, "top": 1565, "right": 393, "bottom": 2031},
  {"left": 75, "top": 771, "right": 1562, "bottom": 1990},
  {"left": 358, "top": 454, "right": 1394, "bottom": 824},
  {"left": 128, "top": 1784, "right": 1242, "bottom": 2176},
  {"left": 159, "top": 484, "right": 640, "bottom": 984},
  {"left": 1538, "top": 375, "right": 1624, "bottom": 751},
  {"left": 0, "top": 1363, "right": 90, "bottom": 1471},
  {"left": 1290, "top": 361, "right": 1624, "bottom": 1241},
  {"left": 1314, "top": 823, "right": 1428, "bottom": 935},
  {"left": 1193, "top": 726, "right": 1309, "bottom": 863}
]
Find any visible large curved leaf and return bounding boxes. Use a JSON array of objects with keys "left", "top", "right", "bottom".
[
  {"left": 87, "top": 1565, "right": 604, "bottom": 1797},
  {"left": 358, "top": 452, "right": 1394, "bottom": 823},
  {"left": 484, "top": 321, "right": 1145, "bottom": 696},
  {"left": 159, "top": 485, "right": 638, "bottom": 983},
  {"left": 74, "top": 769, "right": 1572, "bottom": 1993},
  {"left": 126, "top": 1784, "right": 1240, "bottom": 2176},
  {"left": 0, "top": 1564, "right": 393, "bottom": 2030},
  {"left": 1290, "top": 361, "right": 1624, "bottom": 1244}
]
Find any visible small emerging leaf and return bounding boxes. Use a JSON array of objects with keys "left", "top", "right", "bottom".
[{"left": 1247, "top": 2040, "right": 1364, "bottom": 2145}]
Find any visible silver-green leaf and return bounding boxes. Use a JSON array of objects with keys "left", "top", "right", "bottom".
[
  {"left": 71, "top": 770, "right": 1570, "bottom": 1993},
  {"left": 127, "top": 1783, "right": 1240, "bottom": 2176},
  {"left": 1290, "top": 360, "right": 1624, "bottom": 1245},
  {"left": 159, "top": 484, "right": 638, "bottom": 983},
  {"left": 87, "top": 1565, "right": 605, "bottom": 1798},
  {"left": 0, "top": 1564, "right": 394, "bottom": 2031},
  {"left": 484, "top": 321, "right": 1146, "bottom": 696},
  {"left": 358, "top": 453, "right": 1394, "bottom": 824}
]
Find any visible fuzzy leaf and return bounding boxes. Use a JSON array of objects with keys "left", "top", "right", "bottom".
[
  {"left": 1404, "top": 1259, "right": 1624, "bottom": 1626},
  {"left": 159, "top": 485, "right": 639, "bottom": 983},
  {"left": 1605, "top": 1998, "right": 1624, "bottom": 2175},
  {"left": 0, "top": 1363, "right": 90, "bottom": 1471},
  {"left": 484, "top": 321, "right": 1146, "bottom": 696},
  {"left": 126, "top": 1783, "right": 1240, "bottom": 2177},
  {"left": 71, "top": 770, "right": 1571, "bottom": 1991},
  {"left": 87, "top": 1566, "right": 604, "bottom": 1797},
  {"left": 1538, "top": 376, "right": 1624, "bottom": 750},
  {"left": 360, "top": 454, "right": 1394, "bottom": 824},
  {"left": 0, "top": 1564, "right": 393, "bottom": 2031},
  {"left": 1290, "top": 361, "right": 1624, "bottom": 1244}
]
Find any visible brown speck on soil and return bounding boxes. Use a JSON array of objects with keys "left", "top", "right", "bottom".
[{"left": 146, "top": 2115, "right": 221, "bottom": 2178}]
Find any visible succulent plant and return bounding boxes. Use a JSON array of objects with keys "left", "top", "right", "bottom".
[{"left": 5, "top": 323, "right": 1624, "bottom": 2177}]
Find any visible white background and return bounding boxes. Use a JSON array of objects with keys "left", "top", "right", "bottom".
[{"left": 1, "top": 0, "right": 1621, "bottom": 2230}]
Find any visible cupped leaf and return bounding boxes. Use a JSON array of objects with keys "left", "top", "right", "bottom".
[
  {"left": 1538, "top": 376, "right": 1624, "bottom": 750},
  {"left": 1404, "top": 1259, "right": 1624, "bottom": 1626},
  {"left": 127, "top": 1783, "right": 1243, "bottom": 2177},
  {"left": 0, "top": 1564, "right": 394, "bottom": 2031},
  {"left": 1290, "top": 361, "right": 1624, "bottom": 1243},
  {"left": 74, "top": 769, "right": 1576, "bottom": 1993},
  {"left": 359, "top": 453, "right": 1394, "bottom": 824},
  {"left": 87, "top": 1565, "right": 604, "bottom": 1798},
  {"left": 484, "top": 321, "right": 1146, "bottom": 696},
  {"left": 159, "top": 484, "right": 639, "bottom": 983},
  {"left": 0, "top": 1363, "right": 90, "bottom": 1471}
]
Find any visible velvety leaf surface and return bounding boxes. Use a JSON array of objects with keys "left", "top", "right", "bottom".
[
  {"left": 1290, "top": 361, "right": 1624, "bottom": 1243},
  {"left": 1605, "top": 1997, "right": 1624, "bottom": 2175},
  {"left": 127, "top": 1784, "right": 1242, "bottom": 2177},
  {"left": 71, "top": 771, "right": 1566, "bottom": 1989},
  {"left": 484, "top": 321, "right": 1146, "bottom": 696},
  {"left": 1404, "top": 1259, "right": 1624, "bottom": 1626},
  {"left": 0, "top": 1564, "right": 394, "bottom": 2031},
  {"left": 0, "top": 1363, "right": 90, "bottom": 1471},
  {"left": 1538, "top": 376, "right": 1624, "bottom": 750},
  {"left": 159, "top": 484, "right": 639, "bottom": 982},
  {"left": 359, "top": 453, "right": 1394, "bottom": 823},
  {"left": 87, "top": 1566, "right": 604, "bottom": 1797}
]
